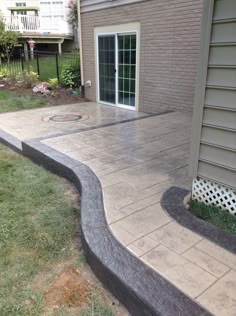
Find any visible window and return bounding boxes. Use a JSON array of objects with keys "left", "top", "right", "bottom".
[
  {"left": 16, "top": 2, "right": 26, "bottom": 6},
  {"left": 40, "top": 1, "right": 64, "bottom": 30},
  {"left": 52, "top": 1, "right": 64, "bottom": 29},
  {"left": 118, "top": 34, "right": 136, "bottom": 107},
  {"left": 16, "top": 2, "right": 27, "bottom": 15}
]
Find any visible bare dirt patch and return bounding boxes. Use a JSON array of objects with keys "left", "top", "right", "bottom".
[{"left": 45, "top": 268, "right": 91, "bottom": 309}]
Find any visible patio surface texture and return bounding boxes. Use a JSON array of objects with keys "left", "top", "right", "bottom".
[{"left": 0, "top": 102, "right": 235, "bottom": 316}]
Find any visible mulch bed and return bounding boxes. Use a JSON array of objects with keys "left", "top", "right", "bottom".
[{"left": 0, "top": 79, "right": 87, "bottom": 106}]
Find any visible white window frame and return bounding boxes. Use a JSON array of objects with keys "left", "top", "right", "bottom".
[
  {"left": 15, "top": 2, "right": 27, "bottom": 15},
  {"left": 40, "top": 1, "right": 65, "bottom": 29},
  {"left": 95, "top": 23, "right": 140, "bottom": 111}
]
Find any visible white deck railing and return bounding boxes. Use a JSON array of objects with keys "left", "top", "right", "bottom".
[{"left": 4, "top": 15, "right": 73, "bottom": 35}]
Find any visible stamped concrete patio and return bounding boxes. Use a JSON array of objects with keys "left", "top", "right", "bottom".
[{"left": 0, "top": 102, "right": 235, "bottom": 316}]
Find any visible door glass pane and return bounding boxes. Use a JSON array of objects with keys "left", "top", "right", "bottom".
[
  {"left": 52, "top": 1, "right": 64, "bottom": 29},
  {"left": 40, "top": 2, "right": 51, "bottom": 14},
  {"left": 118, "top": 34, "right": 136, "bottom": 107},
  {"left": 98, "top": 35, "right": 116, "bottom": 104},
  {"left": 40, "top": 2, "right": 52, "bottom": 30},
  {"left": 52, "top": 1, "right": 63, "bottom": 15}
]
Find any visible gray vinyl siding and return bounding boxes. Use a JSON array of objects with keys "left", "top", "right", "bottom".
[
  {"left": 81, "top": 0, "right": 203, "bottom": 113},
  {"left": 81, "top": 0, "right": 147, "bottom": 12},
  {"left": 191, "top": 0, "right": 236, "bottom": 189}
]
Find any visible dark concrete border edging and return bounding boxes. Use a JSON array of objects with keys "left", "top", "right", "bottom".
[
  {"left": 161, "top": 187, "right": 236, "bottom": 255},
  {"left": 37, "top": 110, "right": 173, "bottom": 141},
  {"left": 0, "top": 130, "right": 212, "bottom": 316},
  {"left": 0, "top": 129, "right": 22, "bottom": 153}
]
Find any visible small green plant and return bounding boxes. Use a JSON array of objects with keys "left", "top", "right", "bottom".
[
  {"left": 79, "top": 291, "right": 116, "bottom": 316},
  {"left": 16, "top": 67, "right": 39, "bottom": 88},
  {"left": 189, "top": 199, "right": 236, "bottom": 236},
  {"left": 0, "top": 67, "right": 10, "bottom": 79},
  {"left": 48, "top": 77, "right": 58, "bottom": 90},
  {"left": 61, "top": 62, "right": 80, "bottom": 88}
]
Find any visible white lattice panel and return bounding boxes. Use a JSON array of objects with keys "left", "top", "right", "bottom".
[{"left": 192, "top": 177, "right": 236, "bottom": 215}]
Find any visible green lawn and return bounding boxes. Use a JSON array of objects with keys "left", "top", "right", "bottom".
[
  {"left": 0, "top": 52, "right": 79, "bottom": 82},
  {"left": 189, "top": 199, "right": 236, "bottom": 236},
  {"left": 0, "top": 90, "right": 47, "bottom": 113},
  {"left": 0, "top": 144, "right": 116, "bottom": 316}
]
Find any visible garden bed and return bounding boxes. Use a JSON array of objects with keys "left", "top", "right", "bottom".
[
  {"left": 189, "top": 199, "right": 236, "bottom": 237},
  {"left": 0, "top": 79, "right": 87, "bottom": 113},
  {"left": 0, "top": 144, "right": 126, "bottom": 315},
  {"left": 161, "top": 187, "right": 236, "bottom": 254}
]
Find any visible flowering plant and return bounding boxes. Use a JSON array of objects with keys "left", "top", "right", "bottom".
[
  {"left": 67, "top": 0, "right": 78, "bottom": 26},
  {"left": 32, "top": 82, "right": 51, "bottom": 95}
]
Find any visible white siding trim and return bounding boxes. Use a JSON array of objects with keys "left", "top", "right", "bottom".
[{"left": 190, "top": 0, "right": 215, "bottom": 177}]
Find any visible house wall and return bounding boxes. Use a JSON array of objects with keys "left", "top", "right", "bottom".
[
  {"left": 81, "top": 0, "right": 203, "bottom": 113},
  {"left": 0, "top": 4, "right": 8, "bottom": 16},
  {"left": 0, "top": 0, "right": 39, "bottom": 16},
  {"left": 0, "top": 0, "right": 70, "bottom": 19},
  {"left": 81, "top": 0, "right": 147, "bottom": 12},
  {"left": 191, "top": 0, "right": 236, "bottom": 213},
  {"left": 3, "top": 0, "right": 38, "bottom": 6}
]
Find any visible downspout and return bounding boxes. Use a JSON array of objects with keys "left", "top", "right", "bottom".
[{"left": 77, "top": 0, "right": 85, "bottom": 97}]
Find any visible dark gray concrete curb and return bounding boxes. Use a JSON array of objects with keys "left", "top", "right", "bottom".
[
  {"left": 0, "top": 129, "right": 22, "bottom": 153},
  {"left": 161, "top": 187, "right": 236, "bottom": 255},
  {"left": 0, "top": 130, "right": 212, "bottom": 316}
]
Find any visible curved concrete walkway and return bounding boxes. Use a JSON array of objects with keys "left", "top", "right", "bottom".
[{"left": 0, "top": 102, "right": 235, "bottom": 316}]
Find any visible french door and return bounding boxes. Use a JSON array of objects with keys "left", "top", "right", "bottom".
[{"left": 98, "top": 33, "right": 137, "bottom": 109}]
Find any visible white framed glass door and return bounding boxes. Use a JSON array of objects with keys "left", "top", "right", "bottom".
[
  {"left": 97, "top": 32, "right": 137, "bottom": 110},
  {"left": 98, "top": 35, "right": 116, "bottom": 104},
  {"left": 117, "top": 34, "right": 136, "bottom": 107}
]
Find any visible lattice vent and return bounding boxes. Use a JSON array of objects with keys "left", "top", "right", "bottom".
[{"left": 192, "top": 177, "right": 236, "bottom": 215}]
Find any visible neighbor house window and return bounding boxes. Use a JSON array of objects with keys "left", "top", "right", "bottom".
[
  {"left": 16, "top": 2, "right": 27, "bottom": 15},
  {"left": 40, "top": 1, "right": 64, "bottom": 30}
]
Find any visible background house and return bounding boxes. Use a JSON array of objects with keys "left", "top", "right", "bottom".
[
  {"left": 191, "top": 0, "right": 236, "bottom": 215},
  {"left": 80, "top": 0, "right": 203, "bottom": 113},
  {"left": 0, "top": 0, "right": 77, "bottom": 54}
]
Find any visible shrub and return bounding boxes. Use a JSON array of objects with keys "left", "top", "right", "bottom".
[
  {"left": 0, "top": 68, "right": 10, "bottom": 79},
  {"left": 61, "top": 62, "right": 80, "bottom": 88},
  {"left": 16, "top": 67, "right": 39, "bottom": 88},
  {"left": 48, "top": 78, "right": 58, "bottom": 90},
  {"left": 0, "top": 15, "right": 18, "bottom": 63}
]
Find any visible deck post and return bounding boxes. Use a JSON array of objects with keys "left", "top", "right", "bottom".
[
  {"left": 55, "top": 53, "right": 60, "bottom": 82},
  {"left": 20, "top": 49, "right": 24, "bottom": 71},
  {"left": 23, "top": 42, "right": 29, "bottom": 61},
  {"left": 30, "top": 47, "right": 34, "bottom": 60},
  {"left": 58, "top": 42, "right": 62, "bottom": 55}
]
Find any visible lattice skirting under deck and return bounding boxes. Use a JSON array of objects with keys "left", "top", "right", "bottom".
[{"left": 192, "top": 177, "right": 236, "bottom": 215}]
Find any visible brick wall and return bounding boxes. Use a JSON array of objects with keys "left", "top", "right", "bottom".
[{"left": 81, "top": 0, "right": 203, "bottom": 113}]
